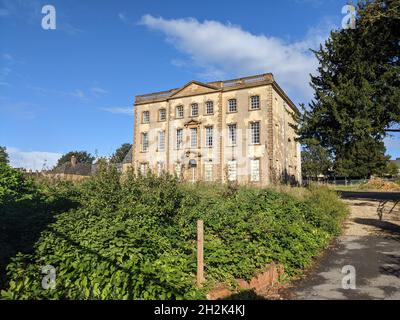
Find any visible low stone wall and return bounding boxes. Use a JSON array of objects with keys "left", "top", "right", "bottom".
[
  {"left": 207, "top": 263, "right": 284, "bottom": 300},
  {"left": 25, "top": 172, "right": 90, "bottom": 182}
]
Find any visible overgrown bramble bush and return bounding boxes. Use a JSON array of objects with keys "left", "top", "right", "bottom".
[
  {"left": 1, "top": 164, "right": 348, "bottom": 299},
  {"left": 0, "top": 163, "right": 79, "bottom": 290}
]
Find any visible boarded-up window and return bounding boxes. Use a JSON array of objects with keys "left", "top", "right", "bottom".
[
  {"left": 227, "top": 160, "right": 237, "bottom": 181},
  {"left": 204, "top": 161, "right": 213, "bottom": 181},
  {"left": 250, "top": 159, "right": 260, "bottom": 182},
  {"left": 175, "top": 163, "right": 182, "bottom": 178}
]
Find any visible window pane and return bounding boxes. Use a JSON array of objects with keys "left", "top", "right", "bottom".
[
  {"left": 159, "top": 109, "right": 166, "bottom": 121},
  {"left": 158, "top": 131, "right": 165, "bottom": 151},
  {"left": 206, "top": 101, "right": 213, "bottom": 114},
  {"left": 190, "top": 128, "right": 198, "bottom": 148},
  {"left": 205, "top": 127, "right": 213, "bottom": 147},
  {"left": 191, "top": 104, "right": 198, "bottom": 117},
  {"left": 251, "top": 96, "right": 260, "bottom": 109},
  {"left": 176, "top": 106, "right": 184, "bottom": 118},
  {"left": 142, "top": 133, "right": 149, "bottom": 152},
  {"left": 176, "top": 129, "right": 183, "bottom": 149},
  {"left": 228, "top": 124, "right": 237, "bottom": 146},
  {"left": 251, "top": 122, "right": 260, "bottom": 144},
  {"left": 143, "top": 111, "right": 150, "bottom": 123},
  {"left": 228, "top": 99, "right": 237, "bottom": 112}
]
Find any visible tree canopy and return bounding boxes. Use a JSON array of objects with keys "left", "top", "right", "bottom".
[
  {"left": 55, "top": 151, "right": 95, "bottom": 168},
  {"left": 299, "top": 0, "right": 400, "bottom": 177},
  {"left": 385, "top": 161, "right": 400, "bottom": 176},
  {"left": 110, "top": 143, "right": 132, "bottom": 164},
  {"left": 0, "top": 146, "right": 9, "bottom": 165},
  {"left": 301, "top": 140, "right": 333, "bottom": 179}
]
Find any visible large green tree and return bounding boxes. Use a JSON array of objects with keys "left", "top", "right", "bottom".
[
  {"left": 301, "top": 140, "right": 333, "bottom": 179},
  {"left": 385, "top": 161, "right": 400, "bottom": 176},
  {"left": 0, "top": 146, "right": 9, "bottom": 165},
  {"left": 299, "top": 0, "right": 400, "bottom": 177},
  {"left": 110, "top": 143, "right": 132, "bottom": 164},
  {"left": 55, "top": 151, "right": 94, "bottom": 168}
]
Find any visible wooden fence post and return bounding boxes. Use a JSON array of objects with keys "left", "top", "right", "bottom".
[{"left": 197, "top": 220, "right": 204, "bottom": 287}]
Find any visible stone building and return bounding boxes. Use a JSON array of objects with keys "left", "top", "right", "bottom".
[{"left": 132, "top": 73, "right": 301, "bottom": 186}]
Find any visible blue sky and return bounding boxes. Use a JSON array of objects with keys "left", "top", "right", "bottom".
[{"left": 1, "top": 0, "right": 399, "bottom": 169}]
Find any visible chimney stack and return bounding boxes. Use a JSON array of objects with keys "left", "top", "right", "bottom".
[{"left": 71, "top": 155, "right": 77, "bottom": 167}]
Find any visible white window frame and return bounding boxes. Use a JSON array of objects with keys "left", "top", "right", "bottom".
[
  {"left": 250, "top": 122, "right": 260, "bottom": 145},
  {"left": 142, "top": 111, "right": 150, "bottom": 123},
  {"left": 190, "top": 127, "right": 198, "bottom": 148},
  {"left": 250, "top": 95, "right": 260, "bottom": 110},
  {"left": 205, "top": 126, "right": 213, "bottom": 148},
  {"left": 228, "top": 124, "right": 237, "bottom": 146},
  {"left": 206, "top": 101, "right": 214, "bottom": 115},
  {"left": 228, "top": 99, "right": 237, "bottom": 113},
  {"left": 159, "top": 108, "right": 166, "bottom": 121},
  {"left": 227, "top": 160, "right": 237, "bottom": 181},
  {"left": 191, "top": 103, "right": 199, "bottom": 117},
  {"left": 158, "top": 130, "right": 165, "bottom": 152},
  {"left": 176, "top": 105, "right": 184, "bottom": 118},
  {"left": 176, "top": 129, "right": 183, "bottom": 150},
  {"left": 141, "top": 132, "right": 149, "bottom": 152},
  {"left": 250, "top": 159, "right": 260, "bottom": 182}
]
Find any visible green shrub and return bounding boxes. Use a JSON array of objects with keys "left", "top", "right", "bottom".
[
  {"left": 0, "top": 164, "right": 81, "bottom": 290},
  {"left": 1, "top": 165, "right": 348, "bottom": 299}
]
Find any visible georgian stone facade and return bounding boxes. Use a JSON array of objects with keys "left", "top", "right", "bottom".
[{"left": 132, "top": 73, "right": 301, "bottom": 186}]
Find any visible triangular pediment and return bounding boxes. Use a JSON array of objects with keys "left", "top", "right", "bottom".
[
  {"left": 170, "top": 81, "right": 219, "bottom": 98},
  {"left": 184, "top": 119, "right": 201, "bottom": 127}
]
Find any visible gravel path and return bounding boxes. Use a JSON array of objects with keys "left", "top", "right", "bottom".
[{"left": 287, "top": 194, "right": 400, "bottom": 300}]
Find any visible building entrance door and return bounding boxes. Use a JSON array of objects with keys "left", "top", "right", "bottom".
[{"left": 189, "top": 159, "right": 197, "bottom": 183}]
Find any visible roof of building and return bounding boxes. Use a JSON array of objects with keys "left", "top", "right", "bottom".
[
  {"left": 122, "top": 146, "right": 133, "bottom": 164},
  {"left": 134, "top": 73, "right": 299, "bottom": 113},
  {"left": 52, "top": 162, "right": 93, "bottom": 176}
]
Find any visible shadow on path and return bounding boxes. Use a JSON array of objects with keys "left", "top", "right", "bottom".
[
  {"left": 339, "top": 191, "right": 400, "bottom": 201},
  {"left": 353, "top": 218, "right": 400, "bottom": 236}
]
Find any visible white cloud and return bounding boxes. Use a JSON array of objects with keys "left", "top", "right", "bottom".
[
  {"left": 140, "top": 14, "right": 335, "bottom": 104},
  {"left": 101, "top": 107, "right": 134, "bottom": 116},
  {"left": 90, "top": 86, "right": 108, "bottom": 97},
  {"left": 70, "top": 86, "right": 108, "bottom": 100},
  {"left": 70, "top": 89, "right": 87, "bottom": 100},
  {"left": 118, "top": 12, "right": 128, "bottom": 24},
  {"left": 59, "top": 23, "right": 84, "bottom": 36},
  {"left": 2, "top": 53, "right": 13, "bottom": 61},
  {"left": 1, "top": 66, "right": 11, "bottom": 77},
  {"left": 7, "top": 147, "right": 62, "bottom": 171}
]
